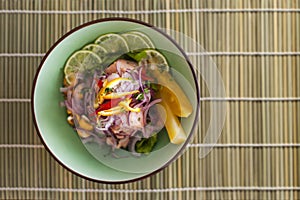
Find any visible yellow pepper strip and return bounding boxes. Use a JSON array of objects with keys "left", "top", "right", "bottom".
[
  {"left": 118, "top": 99, "right": 140, "bottom": 112},
  {"left": 97, "top": 95, "right": 104, "bottom": 105},
  {"left": 103, "top": 90, "right": 139, "bottom": 99},
  {"left": 97, "top": 78, "right": 135, "bottom": 103},
  {"left": 97, "top": 106, "right": 124, "bottom": 116},
  {"left": 102, "top": 79, "right": 108, "bottom": 87},
  {"left": 97, "top": 99, "right": 140, "bottom": 116}
]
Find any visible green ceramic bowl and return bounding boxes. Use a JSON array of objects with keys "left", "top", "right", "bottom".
[{"left": 32, "top": 18, "right": 200, "bottom": 183}]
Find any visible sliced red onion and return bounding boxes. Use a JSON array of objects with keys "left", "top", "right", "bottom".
[
  {"left": 64, "top": 100, "right": 73, "bottom": 112},
  {"left": 83, "top": 92, "right": 90, "bottom": 115},
  {"left": 143, "top": 98, "right": 162, "bottom": 124},
  {"left": 129, "top": 70, "right": 139, "bottom": 80},
  {"left": 67, "top": 90, "right": 72, "bottom": 103},
  {"left": 72, "top": 97, "right": 84, "bottom": 115},
  {"left": 138, "top": 67, "right": 146, "bottom": 95},
  {"left": 94, "top": 126, "right": 107, "bottom": 136},
  {"left": 142, "top": 102, "right": 165, "bottom": 138},
  {"left": 60, "top": 86, "right": 71, "bottom": 93},
  {"left": 96, "top": 116, "right": 114, "bottom": 131}
]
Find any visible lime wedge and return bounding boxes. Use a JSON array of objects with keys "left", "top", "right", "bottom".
[
  {"left": 138, "top": 50, "right": 169, "bottom": 72},
  {"left": 64, "top": 50, "right": 102, "bottom": 84},
  {"left": 95, "top": 33, "right": 129, "bottom": 55},
  {"left": 121, "top": 33, "right": 151, "bottom": 52},
  {"left": 126, "top": 31, "right": 155, "bottom": 48},
  {"left": 82, "top": 44, "right": 108, "bottom": 59}
]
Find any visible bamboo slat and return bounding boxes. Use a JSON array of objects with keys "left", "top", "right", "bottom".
[{"left": 0, "top": 0, "right": 300, "bottom": 199}]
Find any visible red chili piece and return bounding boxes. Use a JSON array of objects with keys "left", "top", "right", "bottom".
[
  {"left": 95, "top": 98, "right": 123, "bottom": 113},
  {"left": 97, "top": 79, "right": 103, "bottom": 88}
]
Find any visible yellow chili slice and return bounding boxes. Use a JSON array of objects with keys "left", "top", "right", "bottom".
[
  {"left": 118, "top": 99, "right": 140, "bottom": 112},
  {"left": 103, "top": 90, "right": 139, "bottom": 99},
  {"left": 97, "top": 78, "right": 137, "bottom": 103},
  {"left": 97, "top": 106, "right": 124, "bottom": 116},
  {"left": 97, "top": 98, "right": 140, "bottom": 116}
]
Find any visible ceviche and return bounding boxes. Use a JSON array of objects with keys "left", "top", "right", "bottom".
[{"left": 60, "top": 31, "right": 192, "bottom": 155}]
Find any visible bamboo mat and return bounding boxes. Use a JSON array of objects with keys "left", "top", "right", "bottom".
[{"left": 1, "top": 0, "right": 300, "bottom": 199}]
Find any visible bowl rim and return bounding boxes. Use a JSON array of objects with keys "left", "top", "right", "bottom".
[{"left": 31, "top": 17, "right": 200, "bottom": 184}]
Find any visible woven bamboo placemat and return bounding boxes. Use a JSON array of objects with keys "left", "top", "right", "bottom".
[{"left": 1, "top": 0, "right": 300, "bottom": 199}]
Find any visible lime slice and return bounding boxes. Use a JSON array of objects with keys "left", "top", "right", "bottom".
[
  {"left": 121, "top": 33, "right": 151, "bottom": 52},
  {"left": 95, "top": 33, "right": 129, "bottom": 55},
  {"left": 64, "top": 50, "right": 102, "bottom": 84},
  {"left": 138, "top": 50, "right": 169, "bottom": 72},
  {"left": 82, "top": 44, "right": 108, "bottom": 59},
  {"left": 126, "top": 31, "right": 155, "bottom": 48}
]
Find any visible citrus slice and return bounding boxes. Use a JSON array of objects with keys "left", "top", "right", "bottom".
[
  {"left": 159, "top": 101, "right": 187, "bottom": 144},
  {"left": 82, "top": 44, "right": 108, "bottom": 59},
  {"left": 64, "top": 50, "right": 102, "bottom": 84},
  {"left": 95, "top": 33, "right": 129, "bottom": 55},
  {"left": 121, "top": 33, "right": 151, "bottom": 52},
  {"left": 125, "top": 31, "right": 155, "bottom": 48},
  {"left": 138, "top": 50, "right": 169, "bottom": 72},
  {"left": 154, "top": 71, "right": 193, "bottom": 118}
]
